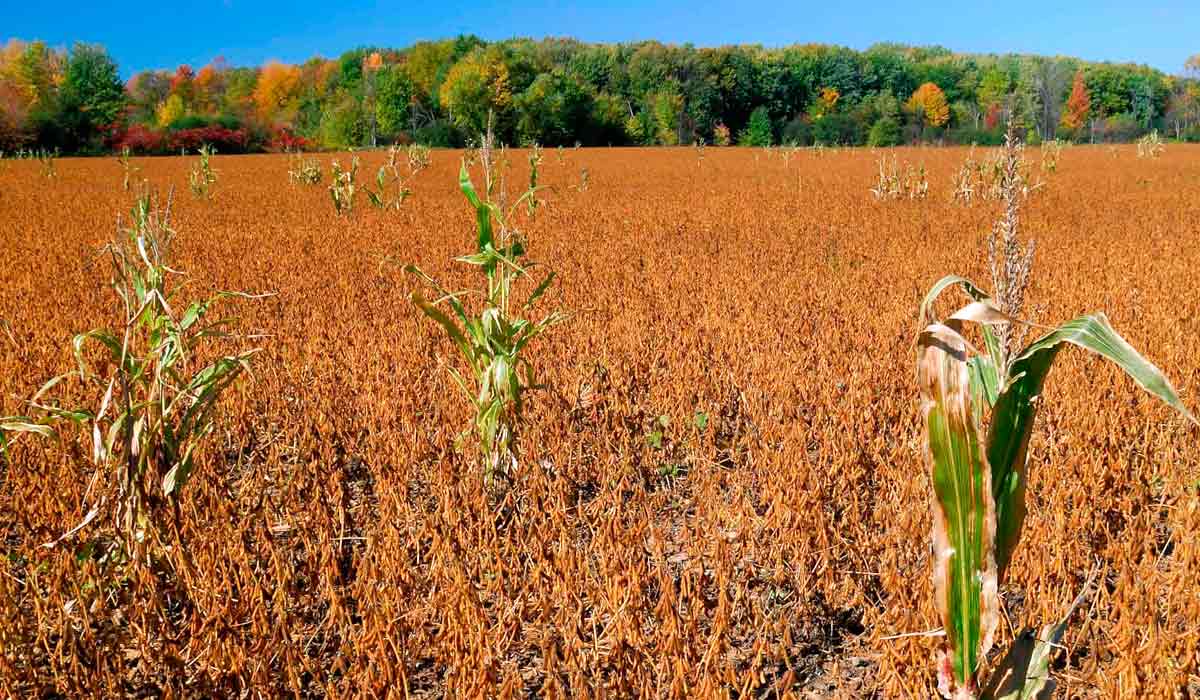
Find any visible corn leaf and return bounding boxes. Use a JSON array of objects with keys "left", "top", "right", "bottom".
[
  {"left": 980, "top": 573, "right": 1093, "bottom": 700},
  {"left": 459, "top": 163, "right": 493, "bottom": 252},
  {"left": 524, "top": 272, "right": 556, "bottom": 311},
  {"left": 918, "top": 320, "right": 1001, "bottom": 691},
  {"left": 0, "top": 419, "right": 55, "bottom": 438},
  {"left": 989, "top": 313, "right": 1197, "bottom": 575},
  {"left": 410, "top": 291, "right": 473, "bottom": 365},
  {"left": 921, "top": 275, "right": 1005, "bottom": 389}
]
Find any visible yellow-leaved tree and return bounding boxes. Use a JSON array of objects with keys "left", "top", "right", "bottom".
[
  {"left": 439, "top": 47, "right": 512, "bottom": 135},
  {"left": 253, "top": 60, "right": 301, "bottom": 124},
  {"left": 908, "top": 82, "right": 950, "bottom": 128},
  {"left": 156, "top": 93, "right": 185, "bottom": 128}
]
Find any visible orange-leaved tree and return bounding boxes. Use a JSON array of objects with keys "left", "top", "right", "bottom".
[
  {"left": 908, "top": 82, "right": 950, "bottom": 128},
  {"left": 1060, "top": 70, "right": 1091, "bottom": 131},
  {"left": 254, "top": 60, "right": 301, "bottom": 124}
]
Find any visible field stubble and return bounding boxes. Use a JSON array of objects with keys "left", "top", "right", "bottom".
[{"left": 0, "top": 145, "right": 1198, "bottom": 697}]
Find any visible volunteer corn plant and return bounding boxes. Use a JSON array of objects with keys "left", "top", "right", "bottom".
[
  {"left": 1137, "top": 130, "right": 1164, "bottom": 158},
  {"left": 117, "top": 146, "right": 141, "bottom": 191},
  {"left": 38, "top": 147, "right": 57, "bottom": 178},
  {"left": 330, "top": 157, "right": 360, "bottom": 215},
  {"left": 526, "top": 143, "right": 542, "bottom": 216},
  {"left": 872, "top": 155, "right": 927, "bottom": 201},
  {"left": 188, "top": 144, "right": 217, "bottom": 199},
  {"left": 40, "top": 190, "right": 264, "bottom": 554},
  {"left": 405, "top": 143, "right": 564, "bottom": 483},
  {"left": 1039, "top": 140, "right": 1063, "bottom": 173},
  {"left": 366, "top": 146, "right": 412, "bottom": 211},
  {"left": 287, "top": 151, "right": 322, "bottom": 185},
  {"left": 916, "top": 123, "right": 1197, "bottom": 699},
  {"left": 407, "top": 143, "right": 431, "bottom": 174}
]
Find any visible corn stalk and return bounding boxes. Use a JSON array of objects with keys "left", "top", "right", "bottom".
[
  {"left": 917, "top": 276, "right": 1196, "bottom": 698},
  {"left": 188, "top": 144, "right": 217, "bottom": 199},
  {"left": 406, "top": 160, "right": 563, "bottom": 483},
  {"left": 30, "top": 190, "right": 266, "bottom": 554}
]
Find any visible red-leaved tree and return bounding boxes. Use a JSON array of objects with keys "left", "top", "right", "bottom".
[{"left": 1060, "top": 70, "right": 1091, "bottom": 131}]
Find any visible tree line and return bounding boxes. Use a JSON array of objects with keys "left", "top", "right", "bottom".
[{"left": 2, "top": 36, "right": 1199, "bottom": 154}]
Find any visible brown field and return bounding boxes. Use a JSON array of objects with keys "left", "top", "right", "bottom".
[{"left": 1, "top": 145, "right": 1198, "bottom": 698}]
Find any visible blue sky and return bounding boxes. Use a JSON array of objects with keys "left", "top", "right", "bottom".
[{"left": 4, "top": 0, "right": 1196, "bottom": 76}]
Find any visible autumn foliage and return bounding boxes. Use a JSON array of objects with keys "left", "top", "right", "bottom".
[
  {"left": 253, "top": 60, "right": 301, "bottom": 123},
  {"left": 1061, "top": 70, "right": 1091, "bottom": 131},
  {"left": 907, "top": 81, "right": 950, "bottom": 128}
]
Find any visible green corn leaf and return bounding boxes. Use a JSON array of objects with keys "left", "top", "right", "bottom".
[
  {"left": 162, "top": 444, "right": 195, "bottom": 496},
  {"left": 989, "top": 313, "right": 1197, "bottom": 575},
  {"left": 411, "top": 291, "right": 473, "bottom": 365},
  {"left": 979, "top": 623, "right": 1063, "bottom": 700},
  {"left": 459, "top": 163, "right": 493, "bottom": 252},
  {"left": 443, "top": 363, "right": 475, "bottom": 405},
  {"left": 179, "top": 354, "right": 254, "bottom": 424},
  {"left": 918, "top": 321, "right": 1001, "bottom": 692},
  {"left": 455, "top": 251, "right": 496, "bottom": 267},
  {"left": 41, "top": 407, "right": 93, "bottom": 423},
  {"left": 524, "top": 272, "right": 556, "bottom": 311},
  {"left": 491, "top": 356, "right": 513, "bottom": 401},
  {"left": 179, "top": 291, "right": 247, "bottom": 332},
  {"left": 405, "top": 264, "right": 475, "bottom": 332},
  {"left": 970, "top": 356, "right": 1001, "bottom": 409},
  {"left": 920, "top": 275, "right": 993, "bottom": 327}
]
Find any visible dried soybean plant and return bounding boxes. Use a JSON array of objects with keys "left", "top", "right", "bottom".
[
  {"left": 916, "top": 120, "right": 1197, "bottom": 698},
  {"left": 405, "top": 121, "right": 565, "bottom": 484},
  {"left": 28, "top": 189, "right": 267, "bottom": 557},
  {"left": 188, "top": 144, "right": 217, "bottom": 199}
]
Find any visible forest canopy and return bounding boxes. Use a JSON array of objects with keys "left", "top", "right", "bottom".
[{"left": 1, "top": 36, "right": 1198, "bottom": 154}]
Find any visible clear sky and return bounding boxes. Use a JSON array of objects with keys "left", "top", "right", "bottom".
[{"left": 4, "top": 0, "right": 1196, "bottom": 76}]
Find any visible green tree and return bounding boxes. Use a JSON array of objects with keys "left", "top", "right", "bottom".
[
  {"left": 868, "top": 115, "right": 901, "bottom": 146},
  {"left": 650, "top": 87, "right": 683, "bottom": 145},
  {"left": 1085, "top": 65, "right": 1131, "bottom": 117},
  {"left": 738, "top": 105, "right": 772, "bottom": 146},
  {"left": 439, "top": 46, "right": 512, "bottom": 136},
  {"left": 223, "top": 67, "right": 259, "bottom": 117},
  {"left": 514, "top": 69, "right": 593, "bottom": 145},
  {"left": 375, "top": 64, "right": 413, "bottom": 140},
  {"left": 320, "top": 89, "right": 366, "bottom": 148},
  {"left": 127, "top": 71, "right": 172, "bottom": 124},
  {"left": 976, "top": 67, "right": 1010, "bottom": 112},
  {"left": 59, "top": 42, "right": 125, "bottom": 150}
]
